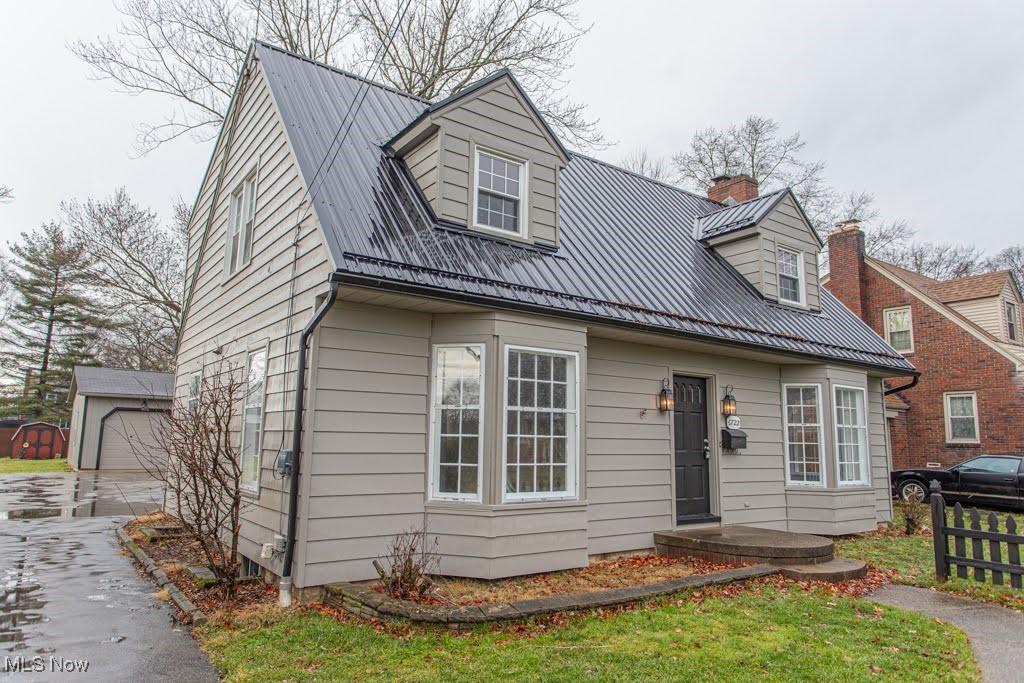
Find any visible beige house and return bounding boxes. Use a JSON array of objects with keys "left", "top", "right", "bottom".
[{"left": 176, "top": 42, "right": 917, "bottom": 599}]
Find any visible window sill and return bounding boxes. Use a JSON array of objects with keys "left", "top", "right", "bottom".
[
  {"left": 221, "top": 260, "right": 253, "bottom": 287},
  {"left": 786, "top": 485, "right": 873, "bottom": 494},
  {"left": 425, "top": 499, "right": 587, "bottom": 513}
]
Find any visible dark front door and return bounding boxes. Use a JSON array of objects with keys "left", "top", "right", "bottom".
[{"left": 673, "top": 375, "right": 711, "bottom": 522}]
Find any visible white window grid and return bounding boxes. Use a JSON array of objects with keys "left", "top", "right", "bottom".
[
  {"left": 884, "top": 306, "right": 914, "bottom": 353},
  {"left": 782, "top": 384, "right": 825, "bottom": 486},
  {"left": 226, "top": 173, "right": 257, "bottom": 276},
  {"left": 502, "top": 346, "right": 578, "bottom": 501},
  {"left": 944, "top": 392, "right": 980, "bottom": 444},
  {"left": 474, "top": 148, "right": 525, "bottom": 235},
  {"left": 777, "top": 247, "right": 804, "bottom": 304},
  {"left": 834, "top": 386, "right": 869, "bottom": 486}
]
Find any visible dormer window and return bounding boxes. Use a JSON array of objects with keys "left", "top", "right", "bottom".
[
  {"left": 777, "top": 246, "right": 805, "bottom": 305},
  {"left": 1007, "top": 301, "right": 1019, "bottom": 341},
  {"left": 474, "top": 148, "right": 527, "bottom": 237}
]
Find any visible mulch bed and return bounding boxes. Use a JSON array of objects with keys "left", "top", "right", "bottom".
[
  {"left": 385, "top": 554, "right": 737, "bottom": 607},
  {"left": 123, "top": 512, "right": 278, "bottom": 617}
]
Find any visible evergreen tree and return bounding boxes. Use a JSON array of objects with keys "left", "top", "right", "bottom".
[{"left": 0, "top": 224, "right": 109, "bottom": 423}]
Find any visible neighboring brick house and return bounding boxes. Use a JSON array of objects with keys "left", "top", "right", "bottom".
[{"left": 825, "top": 223, "right": 1024, "bottom": 469}]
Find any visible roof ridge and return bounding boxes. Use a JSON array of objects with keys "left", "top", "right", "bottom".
[
  {"left": 570, "top": 152, "right": 720, "bottom": 205},
  {"left": 254, "top": 40, "right": 430, "bottom": 105}
]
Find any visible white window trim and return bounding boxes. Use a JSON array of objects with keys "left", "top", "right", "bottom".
[
  {"left": 943, "top": 391, "right": 980, "bottom": 444},
  {"left": 776, "top": 245, "right": 806, "bottom": 306},
  {"left": 501, "top": 344, "right": 580, "bottom": 503},
  {"left": 1006, "top": 301, "right": 1019, "bottom": 341},
  {"left": 427, "top": 343, "right": 486, "bottom": 502},
  {"left": 883, "top": 305, "right": 915, "bottom": 354},
  {"left": 470, "top": 143, "right": 529, "bottom": 239},
  {"left": 782, "top": 383, "right": 826, "bottom": 487},
  {"left": 833, "top": 384, "right": 871, "bottom": 487},
  {"left": 186, "top": 371, "right": 202, "bottom": 415},
  {"left": 239, "top": 345, "right": 269, "bottom": 494},
  {"left": 224, "top": 168, "right": 259, "bottom": 279}
]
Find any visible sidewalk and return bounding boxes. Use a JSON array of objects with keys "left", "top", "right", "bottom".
[{"left": 870, "top": 584, "right": 1024, "bottom": 683}]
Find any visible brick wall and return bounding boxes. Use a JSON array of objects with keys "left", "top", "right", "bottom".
[{"left": 827, "top": 255, "right": 1024, "bottom": 468}]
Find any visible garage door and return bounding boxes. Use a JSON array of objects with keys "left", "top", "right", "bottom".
[{"left": 99, "top": 411, "right": 168, "bottom": 470}]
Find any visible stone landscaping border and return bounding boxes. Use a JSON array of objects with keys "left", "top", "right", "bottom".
[
  {"left": 115, "top": 526, "right": 208, "bottom": 626},
  {"left": 325, "top": 564, "right": 778, "bottom": 629}
]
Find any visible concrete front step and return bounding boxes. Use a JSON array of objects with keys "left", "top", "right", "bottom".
[
  {"left": 655, "top": 525, "right": 834, "bottom": 566},
  {"left": 777, "top": 557, "right": 868, "bottom": 583}
]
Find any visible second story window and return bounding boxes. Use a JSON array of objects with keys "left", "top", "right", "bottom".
[
  {"left": 1007, "top": 301, "right": 1019, "bottom": 341},
  {"left": 474, "top": 149, "right": 525, "bottom": 236},
  {"left": 777, "top": 246, "right": 804, "bottom": 305},
  {"left": 226, "top": 173, "right": 257, "bottom": 276},
  {"left": 884, "top": 306, "right": 914, "bottom": 353}
]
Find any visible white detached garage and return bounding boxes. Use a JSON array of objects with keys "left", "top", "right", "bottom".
[{"left": 67, "top": 367, "right": 173, "bottom": 471}]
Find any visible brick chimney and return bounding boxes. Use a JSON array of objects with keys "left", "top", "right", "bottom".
[
  {"left": 708, "top": 174, "right": 758, "bottom": 204},
  {"left": 826, "top": 219, "right": 866, "bottom": 317}
]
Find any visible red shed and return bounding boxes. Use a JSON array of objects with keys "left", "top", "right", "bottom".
[{"left": 10, "top": 422, "right": 67, "bottom": 460}]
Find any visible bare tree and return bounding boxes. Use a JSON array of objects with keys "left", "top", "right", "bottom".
[
  {"left": 354, "top": 0, "right": 601, "bottom": 149},
  {"left": 825, "top": 190, "right": 914, "bottom": 257},
  {"left": 986, "top": 245, "right": 1024, "bottom": 289},
  {"left": 619, "top": 147, "right": 671, "bottom": 182},
  {"left": 74, "top": 0, "right": 601, "bottom": 152},
  {"left": 132, "top": 359, "right": 246, "bottom": 599},
  {"left": 673, "top": 116, "right": 830, "bottom": 224},
  {"left": 73, "top": 0, "right": 356, "bottom": 153},
  {"left": 62, "top": 188, "right": 185, "bottom": 370},
  {"left": 877, "top": 241, "right": 986, "bottom": 281},
  {"left": 0, "top": 186, "right": 13, "bottom": 203}
]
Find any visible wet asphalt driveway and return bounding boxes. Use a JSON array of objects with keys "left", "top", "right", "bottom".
[{"left": 1, "top": 472, "right": 217, "bottom": 681}]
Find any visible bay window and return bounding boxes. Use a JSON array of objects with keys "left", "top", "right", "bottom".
[
  {"left": 834, "top": 386, "right": 869, "bottom": 486},
  {"left": 783, "top": 384, "right": 824, "bottom": 485},
  {"left": 430, "top": 345, "right": 485, "bottom": 501},
  {"left": 503, "top": 347, "right": 578, "bottom": 500}
]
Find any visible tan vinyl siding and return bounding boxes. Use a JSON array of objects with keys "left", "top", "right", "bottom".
[
  {"left": 435, "top": 81, "right": 562, "bottom": 246},
  {"left": 949, "top": 296, "right": 1004, "bottom": 338},
  {"left": 175, "top": 59, "right": 333, "bottom": 578},
  {"left": 713, "top": 234, "right": 764, "bottom": 292},
  {"left": 760, "top": 195, "right": 821, "bottom": 309},
  {"left": 67, "top": 394, "right": 86, "bottom": 467},
  {"left": 404, "top": 131, "right": 440, "bottom": 212}
]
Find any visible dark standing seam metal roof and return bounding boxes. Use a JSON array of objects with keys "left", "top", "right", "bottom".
[
  {"left": 256, "top": 42, "right": 915, "bottom": 374},
  {"left": 72, "top": 366, "right": 174, "bottom": 400},
  {"left": 695, "top": 189, "right": 788, "bottom": 240}
]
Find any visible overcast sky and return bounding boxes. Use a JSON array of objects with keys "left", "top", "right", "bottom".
[{"left": 2, "top": 0, "right": 1022, "bottom": 253}]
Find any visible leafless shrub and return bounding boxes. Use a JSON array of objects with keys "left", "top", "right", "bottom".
[
  {"left": 898, "top": 499, "right": 928, "bottom": 536},
  {"left": 373, "top": 527, "right": 439, "bottom": 600},
  {"left": 130, "top": 358, "right": 247, "bottom": 599}
]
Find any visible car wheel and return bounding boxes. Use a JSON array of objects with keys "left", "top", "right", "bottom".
[{"left": 899, "top": 479, "right": 928, "bottom": 503}]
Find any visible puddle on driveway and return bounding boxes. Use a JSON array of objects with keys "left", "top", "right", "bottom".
[{"left": 0, "top": 471, "right": 164, "bottom": 520}]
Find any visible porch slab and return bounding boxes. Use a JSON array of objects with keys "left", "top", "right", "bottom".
[{"left": 654, "top": 525, "right": 834, "bottom": 566}]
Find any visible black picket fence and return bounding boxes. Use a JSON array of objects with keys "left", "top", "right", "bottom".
[{"left": 929, "top": 482, "right": 1024, "bottom": 588}]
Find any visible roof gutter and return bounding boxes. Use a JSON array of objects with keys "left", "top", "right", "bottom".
[
  {"left": 280, "top": 278, "right": 340, "bottom": 607},
  {"left": 332, "top": 271, "right": 920, "bottom": 377},
  {"left": 884, "top": 375, "right": 919, "bottom": 396}
]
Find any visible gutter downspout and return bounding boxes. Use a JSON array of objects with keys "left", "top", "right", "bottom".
[
  {"left": 884, "top": 375, "right": 919, "bottom": 396},
  {"left": 280, "top": 278, "right": 340, "bottom": 607}
]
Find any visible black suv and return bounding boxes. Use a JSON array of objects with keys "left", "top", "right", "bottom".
[{"left": 891, "top": 455, "right": 1024, "bottom": 510}]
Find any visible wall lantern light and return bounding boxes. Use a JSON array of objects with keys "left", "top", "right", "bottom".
[
  {"left": 721, "top": 385, "right": 737, "bottom": 417},
  {"left": 658, "top": 380, "right": 674, "bottom": 412}
]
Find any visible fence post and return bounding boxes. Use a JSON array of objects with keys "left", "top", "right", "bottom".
[{"left": 929, "top": 480, "right": 948, "bottom": 582}]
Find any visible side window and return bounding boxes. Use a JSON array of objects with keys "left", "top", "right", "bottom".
[
  {"left": 944, "top": 392, "right": 979, "bottom": 444},
  {"left": 834, "top": 386, "right": 869, "bottom": 486},
  {"left": 225, "top": 172, "right": 258, "bottom": 277},
  {"left": 782, "top": 384, "right": 824, "bottom": 486},
  {"left": 1007, "top": 301, "right": 1019, "bottom": 341},
  {"left": 187, "top": 372, "right": 201, "bottom": 415},
  {"left": 240, "top": 349, "right": 267, "bottom": 492},
  {"left": 884, "top": 306, "right": 914, "bottom": 353},
  {"left": 960, "top": 457, "right": 1018, "bottom": 475},
  {"left": 429, "top": 345, "right": 485, "bottom": 501},
  {"left": 776, "top": 246, "right": 805, "bottom": 305}
]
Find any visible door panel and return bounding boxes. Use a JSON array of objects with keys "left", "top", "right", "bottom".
[
  {"left": 673, "top": 375, "right": 711, "bottom": 522},
  {"left": 956, "top": 457, "right": 1021, "bottom": 501}
]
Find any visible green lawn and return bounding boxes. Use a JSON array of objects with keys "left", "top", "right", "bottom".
[
  {"left": 0, "top": 457, "right": 72, "bottom": 474},
  {"left": 197, "top": 584, "right": 978, "bottom": 682},
  {"left": 837, "top": 505, "right": 1024, "bottom": 612}
]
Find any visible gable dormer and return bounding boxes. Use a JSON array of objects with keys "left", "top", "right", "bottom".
[
  {"left": 388, "top": 70, "right": 570, "bottom": 248},
  {"left": 696, "top": 179, "right": 823, "bottom": 311}
]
